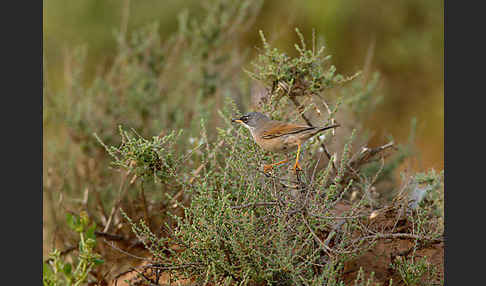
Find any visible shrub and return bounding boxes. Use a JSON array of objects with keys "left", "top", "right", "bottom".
[
  {"left": 43, "top": 212, "right": 103, "bottom": 286},
  {"left": 43, "top": 0, "right": 444, "bottom": 285},
  {"left": 96, "top": 28, "right": 442, "bottom": 285}
]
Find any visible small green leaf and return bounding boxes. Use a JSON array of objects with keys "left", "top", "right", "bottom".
[
  {"left": 63, "top": 263, "right": 72, "bottom": 275},
  {"left": 86, "top": 223, "right": 97, "bottom": 240},
  {"left": 43, "top": 262, "right": 53, "bottom": 276},
  {"left": 85, "top": 238, "right": 96, "bottom": 248},
  {"left": 66, "top": 213, "right": 78, "bottom": 231}
]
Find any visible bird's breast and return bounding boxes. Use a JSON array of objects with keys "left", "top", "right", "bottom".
[{"left": 252, "top": 132, "right": 299, "bottom": 153}]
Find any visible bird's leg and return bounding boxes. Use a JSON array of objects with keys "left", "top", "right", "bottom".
[
  {"left": 293, "top": 143, "right": 302, "bottom": 171},
  {"left": 263, "top": 157, "right": 289, "bottom": 173},
  {"left": 263, "top": 153, "right": 275, "bottom": 173}
]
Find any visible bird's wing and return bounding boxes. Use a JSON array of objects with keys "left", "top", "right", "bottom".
[{"left": 261, "top": 121, "right": 316, "bottom": 139}]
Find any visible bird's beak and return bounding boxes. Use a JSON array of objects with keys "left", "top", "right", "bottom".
[{"left": 231, "top": 118, "right": 243, "bottom": 124}]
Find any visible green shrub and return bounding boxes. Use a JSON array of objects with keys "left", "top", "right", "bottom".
[
  {"left": 96, "top": 28, "right": 442, "bottom": 285},
  {"left": 43, "top": 0, "right": 443, "bottom": 285},
  {"left": 391, "top": 254, "right": 437, "bottom": 286},
  {"left": 43, "top": 212, "right": 103, "bottom": 286}
]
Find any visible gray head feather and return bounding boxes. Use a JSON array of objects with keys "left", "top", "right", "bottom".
[{"left": 238, "top": 112, "right": 270, "bottom": 128}]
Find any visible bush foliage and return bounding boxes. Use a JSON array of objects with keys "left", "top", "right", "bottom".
[{"left": 43, "top": 0, "right": 443, "bottom": 285}]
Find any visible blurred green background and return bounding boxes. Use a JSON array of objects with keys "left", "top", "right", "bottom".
[{"left": 43, "top": 0, "right": 443, "bottom": 171}]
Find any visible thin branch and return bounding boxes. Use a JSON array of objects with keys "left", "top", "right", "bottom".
[
  {"left": 355, "top": 233, "right": 444, "bottom": 244},
  {"left": 140, "top": 182, "right": 150, "bottom": 227},
  {"left": 289, "top": 94, "right": 339, "bottom": 173},
  {"left": 301, "top": 213, "right": 333, "bottom": 258},
  {"left": 310, "top": 148, "right": 324, "bottom": 187},
  {"left": 145, "top": 262, "right": 202, "bottom": 271},
  {"left": 102, "top": 238, "right": 153, "bottom": 262},
  {"left": 103, "top": 170, "right": 134, "bottom": 233},
  {"left": 230, "top": 201, "right": 277, "bottom": 210},
  {"left": 257, "top": 168, "right": 299, "bottom": 185},
  {"left": 312, "top": 214, "right": 368, "bottom": 220},
  {"left": 114, "top": 261, "right": 203, "bottom": 285},
  {"left": 349, "top": 141, "right": 396, "bottom": 170},
  {"left": 94, "top": 231, "right": 126, "bottom": 241},
  {"left": 189, "top": 138, "right": 226, "bottom": 184}
]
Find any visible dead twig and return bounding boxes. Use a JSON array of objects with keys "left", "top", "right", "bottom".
[
  {"left": 355, "top": 233, "right": 443, "bottom": 245},
  {"left": 349, "top": 141, "right": 396, "bottom": 170},
  {"left": 102, "top": 238, "right": 153, "bottom": 262},
  {"left": 103, "top": 170, "right": 134, "bottom": 233},
  {"left": 94, "top": 231, "right": 126, "bottom": 241}
]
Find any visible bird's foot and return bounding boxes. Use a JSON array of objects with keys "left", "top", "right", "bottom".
[
  {"left": 292, "top": 161, "right": 302, "bottom": 171},
  {"left": 263, "top": 164, "right": 274, "bottom": 173},
  {"left": 263, "top": 159, "right": 289, "bottom": 173}
]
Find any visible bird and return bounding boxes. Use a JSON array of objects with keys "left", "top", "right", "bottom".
[{"left": 231, "top": 112, "right": 339, "bottom": 172}]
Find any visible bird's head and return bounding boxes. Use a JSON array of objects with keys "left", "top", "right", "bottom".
[{"left": 231, "top": 112, "right": 270, "bottom": 131}]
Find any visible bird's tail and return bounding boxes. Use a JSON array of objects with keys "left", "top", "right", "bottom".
[
  {"left": 316, "top": 124, "right": 340, "bottom": 133},
  {"left": 304, "top": 124, "right": 340, "bottom": 140},
  {"left": 293, "top": 123, "right": 340, "bottom": 141}
]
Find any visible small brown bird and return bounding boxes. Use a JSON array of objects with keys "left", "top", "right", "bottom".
[{"left": 232, "top": 112, "right": 339, "bottom": 172}]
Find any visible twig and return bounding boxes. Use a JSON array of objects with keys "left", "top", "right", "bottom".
[
  {"left": 102, "top": 238, "right": 153, "bottom": 262},
  {"left": 140, "top": 182, "right": 150, "bottom": 226},
  {"left": 114, "top": 266, "right": 159, "bottom": 286},
  {"left": 230, "top": 202, "right": 277, "bottom": 210},
  {"left": 365, "top": 156, "right": 385, "bottom": 208},
  {"left": 189, "top": 138, "right": 226, "bottom": 184},
  {"left": 349, "top": 141, "right": 396, "bottom": 170},
  {"left": 310, "top": 150, "right": 324, "bottom": 187},
  {"left": 256, "top": 168, "right": 299, "bottom": 185},
  {"left": 144, "top": 262, "right": 202, "bottom": 271},
  {"left": 312, "top": 214, "right": 368, "bottom": 220},
  {"left": 103, "top": 171, "right": 132, "bottom": 233},
  {"left": 94, "top": 188, "right": 108, "bottom": 226},
  {"left": 292, "top": 168, "right": 307, "bottom": 195},
  {"left": 289, "top": 94, "right": 339, "bottom": 173},
  {"left": 114, "top": 261, "right": 202, "bottom": 285},
  {"left": 301, "top": 213, "right": 333, "bottom": 258},
  {"left": 355, "top": 233, "right": 444, "bottom": 244},
  {"left": 168, "top": 188, "right": 184, "bottom": 206},
  {"left": 94, "top": 231, "right": 126, "bottom": 241}
]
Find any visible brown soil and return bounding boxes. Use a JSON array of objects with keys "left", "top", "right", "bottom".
[{"left": 342, "top": 239, "right": 443, "bottom": 285}]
